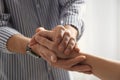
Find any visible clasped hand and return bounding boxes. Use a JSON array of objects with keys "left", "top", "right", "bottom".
[{"left": 29, "top": 25, "right": 92, "bottom": 74}]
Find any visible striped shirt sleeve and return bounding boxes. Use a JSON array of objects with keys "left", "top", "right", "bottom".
[
  {"left": 0, "top": 1, "right": 20, "bottom": 53},
  {"left": 0, "top": 26, "right": 20, "bottom": 54},
  {"left": 59, "top": 0, "right": 85, "bottom": 40}
]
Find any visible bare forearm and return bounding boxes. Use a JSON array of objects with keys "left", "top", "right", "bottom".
[
  {"left": 7, "top": 34, "right": 30, "bottom": 54},
  {"left": 82, "top": 53, "right": 120, "bottom": 80}
]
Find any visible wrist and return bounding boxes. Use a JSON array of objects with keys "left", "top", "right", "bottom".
[
  {"left": 7, "top": 34, "right": 31, "bottom": 54},
  {"left": 26, "top": 44, "right": 40, "bottom": 58}
]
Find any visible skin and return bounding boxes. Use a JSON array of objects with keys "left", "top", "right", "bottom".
[
  {"left": 30, "top": 25, "right": 79, "bottom": 57},
  {"left": 30, "top": 25, "right": 80, "bottom": 59},
  {"left": 33, "top": 28, "right": 120, "bottom": 80},
  {"left": 7, "top": 25, "right": 77, "bottom": 55},
  {"left": 7, "top": 25, "right": 92, "bottom": 73},
  {"left": 7, "top": 34, "right": 30, "bottom": 53},
  {"left": 30, "top": 26, "right": 92, "bottom": 74},
  {"left": 83, "top": 53, "right": 120, "bottom": 80}
]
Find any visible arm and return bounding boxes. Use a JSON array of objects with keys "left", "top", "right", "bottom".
[
  {"left": 56, "top": 0, "right": 85, "bottom": 55},
  {"left": 80, "top": 53, "right": 120, "bottom": 80},
  {"left": 59, "top": 0, "right": 85, "bottom": 40},
  {"left": 32, "top": 30, "right": 120, "bottom": 79},
  {"left": 0, "top": 0, "right": 30, "bottom": 54},
  {"left": 30, "top": 0, "right": 85, "bottom": 57}
]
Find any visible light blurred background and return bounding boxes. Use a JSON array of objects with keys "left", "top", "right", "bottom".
[{"left": 69, "top": 0, "right": 120, "bottom": 80}]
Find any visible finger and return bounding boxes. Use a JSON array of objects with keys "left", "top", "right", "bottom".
[
  {"left": 74, "top": 44, "right": 80, "bottom": 52},
  {"left": 69, "top": 65, "right": 92, "bottom": 72},
  {"left": 54, "top": 25, "right": 65, "bottom": 44},
  {"left": 29, "top": 27, "right": 46, "bottom": 46},
  {"left": 52, "top": 55, "right": 86, "bottom": 68},
  {"left": 58, "top": 31, "right": 71, "bottom": 52},
  {"left": 31, "top": 44, "right": 57, "bottom": 62},
  {"left": 37, "top": 30, "right": 54, "bottom": 41},
  {"left": 35, "top": 35, "right": 54, "bottom": 50},
  {"left": 29, "top": 35, "right": 37, "bottom": 46},
  {"left": 64, "top": 38, "right": 76, "bottom": 55},
  {"left": 35, "top": 27, "right": 45, "bottom": 33},
  {"left": 64, "top": 56, "right": 86, "bottom": 67}
]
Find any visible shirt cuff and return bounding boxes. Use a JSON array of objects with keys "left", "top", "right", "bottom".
[
  {"left": 60, "top": 16, "right": 84, "bottom": 41},
  {"left": 0, "top": 27, "right": 21, "bottom": 53}
]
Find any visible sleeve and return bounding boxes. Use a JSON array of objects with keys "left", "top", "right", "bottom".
[
  {"left": 0, "top": 0, "right": 21, "bottom": 53},
  {"left": 59, "top": 0, "right": 85, "bottom": 40}
]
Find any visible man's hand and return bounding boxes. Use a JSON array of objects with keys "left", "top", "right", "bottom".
[
  {"left": 32, "top": 25, "right": 79, "bottom": 58},
  {"left": 29, "top": 26, "right": 92, "bottom": 74},
  {"left": 29, "top": 27, "right": 57, "bottom": 62},
  {"left": 52, "top": 25, "right": 78, "bottom": 55}
]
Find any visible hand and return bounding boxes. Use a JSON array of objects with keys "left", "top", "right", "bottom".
[
  {"left": 50, "top": 56, "right": 92, "bottom": 73},
  {"left": 67, "top": 64, "right": 92, "bottom": 74},
  {"left": 30, "top": 43, "right": 57, "bottom": 62},
  {"left": 29, "top": 27, "right": 92, "bottom": 74},
  {"left": 52, "top": 25, "right": 79, "bottom": 55},
  {"left": 33, "top": 25, "right": 79, "bottom": 58},
  {"left": 29, "top": 27, "right": 57, "bottom": 62},
  {"left": 31, "top": 43, "right": 92, "bottom": 73}
]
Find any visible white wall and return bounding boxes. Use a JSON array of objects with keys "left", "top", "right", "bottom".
[
  {"left": 80, "top": 0, "right": 118, "bottom": 58},
  {"left": 71, "top": 0, "right": 120, "bottom": 80},
  {"left": 117, "top": 0, "right": 120, "bottom": 58}
]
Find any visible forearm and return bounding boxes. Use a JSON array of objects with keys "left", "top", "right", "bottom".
[
  {"left": 7, "top": 34, "right": 30, "bottom": 54},
  {"left": 82, "top": 53, "right": 120, "bottom": 80}
]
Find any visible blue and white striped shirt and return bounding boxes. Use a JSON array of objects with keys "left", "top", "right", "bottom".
[{"left": 0, "top": 0, "right": 84, "bottom": 80}]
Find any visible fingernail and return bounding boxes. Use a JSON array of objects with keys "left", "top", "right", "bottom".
[
  {"left": 51, "top": 56, "right": 57, "bottom": 63},
  {"left": 78, "top": 55, "right": 86, "bottom": 58},
  {"left": 81, "top": 56, "right": 86, "bottom": 59}
]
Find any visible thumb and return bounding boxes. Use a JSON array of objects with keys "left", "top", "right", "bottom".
[
  {"left": 35, "top": 27, "right": 45, "bottom": 33},
  {"left": 38, "top": 30, "right": 54, "bottom": 41},
  {"left": 29, "top": 36, "right": 37, "bottom": 46}
]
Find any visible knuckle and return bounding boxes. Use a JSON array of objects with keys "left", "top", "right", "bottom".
[
  {"left": 57, "top": 33, "right": 63, "bottom": 39},
  {"left": 57, "top": 25, "right": 65, "bottom": 30},
  {"left": 67, "top": 43, "right": 75, "bottom": 50},
  {"left": 70, "top": 41, "right": 75, "bottom": 47},
  {"left": 67, "top": 46, "right": 73, "bottom": 51},
  {"left": 65, "top": 31, "right": 71, "bottom": 37},
  {"left": 62, "top": 41, "right": 68, "bottom": 47},
  {"left": 70, "top": 39, "right": 75, "bottom": 45},
  {"left": 62, "top": 36, "right": 70, "bottom": 46},
  {"left": 55, "top": 27, "right": 65, "bottom": 40},
  {"left": 64, "top": 35, "right": 69, "bottom": 41}
]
